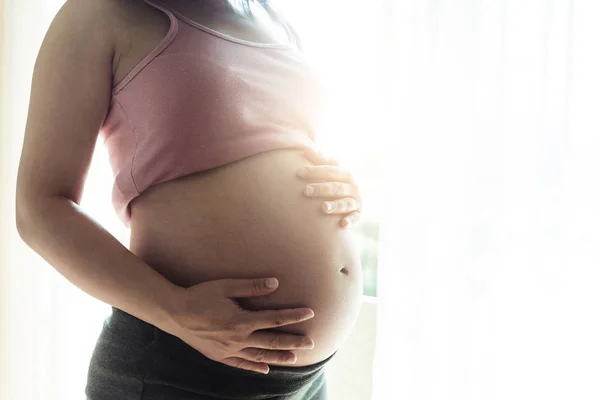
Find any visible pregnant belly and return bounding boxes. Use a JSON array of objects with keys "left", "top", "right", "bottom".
[{"left": 128, "top": 149, "right": 363, "bottom": 366}]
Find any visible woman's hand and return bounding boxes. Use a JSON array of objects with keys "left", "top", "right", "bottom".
[
  {"left": 299, "top": 146, "right": 362, "bottom": 228},
  {"left": 166, "top": 277, "right": 315, "bottom": 374}
]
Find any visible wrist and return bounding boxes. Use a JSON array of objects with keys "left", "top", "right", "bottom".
[{"left": 150, "top": 281, "right": 187, "bottom": 334}]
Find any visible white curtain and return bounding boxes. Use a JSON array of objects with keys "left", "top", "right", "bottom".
[{"left": 373, "top": 1, "right": 600, "bottom": 399}]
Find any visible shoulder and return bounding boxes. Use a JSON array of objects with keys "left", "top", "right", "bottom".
[
  {"left": 58, "top": 0, "right": 126, "bottom": 25},
  {"left": 61, "top": 0, "right": 145, "bottom": 16},
  {"left": 56, "top": 0, "right": 150, "bottom": 40}
]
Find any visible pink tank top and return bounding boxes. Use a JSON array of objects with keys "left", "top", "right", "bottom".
[{"left": 100, "top": 0, "right": 324, "bottom": 226}]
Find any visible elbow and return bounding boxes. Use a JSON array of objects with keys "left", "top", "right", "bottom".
[
  {"left": 15, "top": 197, "right": 36, "bottom": 243},
  {"left": 15, "top": 192, "right": 48, "bottom": 243},
  {"left": 16, "top": 193, "right": 77, "bottom": 243}
]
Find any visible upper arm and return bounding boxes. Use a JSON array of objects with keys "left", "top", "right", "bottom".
[{"left": 16, "top": 0, "right": 118, "bottom": 215}]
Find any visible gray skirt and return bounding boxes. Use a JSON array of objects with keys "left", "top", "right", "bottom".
[{"left": 85, "top": 307, "right": 331, "bottom": 400}]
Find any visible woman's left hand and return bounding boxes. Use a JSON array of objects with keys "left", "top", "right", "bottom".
[{"left": 298, "top": 146, "right": 362, "bottom": 229}]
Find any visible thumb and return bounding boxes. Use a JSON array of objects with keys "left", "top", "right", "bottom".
[{"left": 221, "top": 278, "right": 279, "bottom": 298}]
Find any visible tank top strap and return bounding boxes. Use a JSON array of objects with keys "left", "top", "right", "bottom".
[
  {"left": 143, "top": 0, "right": 177, "bottom": 21},
  {"left": 142, "top": 0, "right": 179, "bottom": 36},
  {"left": 113, "top": 0, "right": 179, "bottom": 94}
]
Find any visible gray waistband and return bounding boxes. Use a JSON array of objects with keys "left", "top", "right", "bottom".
[{"left": 107, "top": 306, "right": 334, "bottom": 398}]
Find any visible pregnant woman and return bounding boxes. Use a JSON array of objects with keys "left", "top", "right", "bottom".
[{"left": 15, "top": 0, "right": 363, "bottom": 399}]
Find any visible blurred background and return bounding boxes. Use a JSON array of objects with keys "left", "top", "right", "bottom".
[{"left": 2, "top": 0, "right": 600, "bottom": 399}]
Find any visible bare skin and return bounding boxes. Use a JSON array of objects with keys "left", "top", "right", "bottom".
[
  {"left": 130, "top": 149, "right": 364, "bottom": 366},
  {"left": 16, "top": 0, "right": 362, "bottom": 374}
]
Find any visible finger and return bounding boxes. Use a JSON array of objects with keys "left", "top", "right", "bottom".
[
  {"left": 247, "top": 331, "right": 315, "bottom": 350},
  {"left": 302, "top": 146, "right": 340, "bottom": 166},
  {"left": 222, "top": 357, "right": 269, "bottom": 374},
  {"left": 246, "top": 308, "right": 315, "bottom": 330},
  {"left": 304, "top": 182, "right": 358, "bottom": 198},
  {"left": 340, "top": 211, "right": 361, "bottom": 228},
  {"left": 297, "top": 165, "right": 353, "bottom": 182},
  {"left": 322, "top": 198, "right": 360, "bottom": 215},
  {"left": 237, "top": 348, "right": 298, "bottom": 365},
  {"left": 222, "top": 278, "right": 280, "bottom": 298}
]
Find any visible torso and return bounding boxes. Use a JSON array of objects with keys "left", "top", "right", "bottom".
[{"left": 108, "top": 0, "right": 363, "bottom": 367}]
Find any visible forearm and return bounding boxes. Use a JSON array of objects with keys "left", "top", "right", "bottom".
[{"left": 16, "top": 195, "right": 182, "bottom": 330}]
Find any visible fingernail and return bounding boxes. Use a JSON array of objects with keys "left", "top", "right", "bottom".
[
  {"left": 304, "top": 185, "right": 314, "bottom": 196},
  {"left": 304, "top": 339, "right": 315, "bottom": 348},
  {"left": 265, "top": 278, "right": 278, "bottom": 288},
  {"left": 286, "top": 355, "right": 298, "bottom": 363},
  {"left": 297, "top": 168, "right": 307, "bottom": 177}
]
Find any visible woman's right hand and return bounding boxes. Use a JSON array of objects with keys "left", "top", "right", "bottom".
[{"left": 165, "top": 277, "right": 315, "bottom": 374}]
